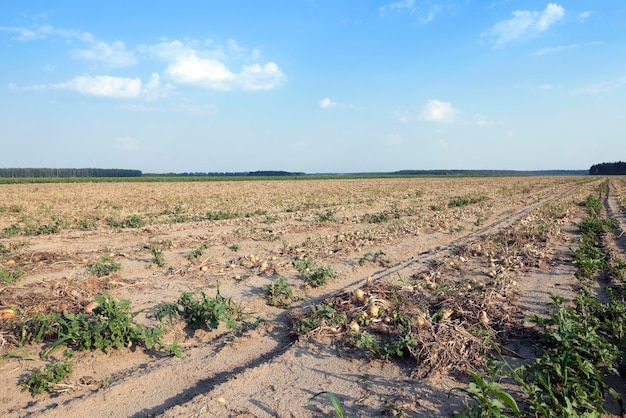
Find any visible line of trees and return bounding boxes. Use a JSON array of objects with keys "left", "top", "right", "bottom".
[
  {"left": 0, "top": 168, "right": 143, "bottom": 178},
  {"left": 149, "top": 171, "right": 305, "bottom": 177},
  {"left": 589, "top": 162, "right": 626, "bottom": 175}
]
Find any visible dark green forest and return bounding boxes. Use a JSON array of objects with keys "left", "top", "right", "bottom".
[
  {"left": 589, "top": 162, "right": 626, "bottom": 175},
  {"left": 0, "top": 168, "right": 143, "bottom": 178}
]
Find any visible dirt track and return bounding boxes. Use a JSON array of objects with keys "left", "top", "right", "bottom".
[{"left": 2, "top": 176, "right": 621, "bottom": 417}]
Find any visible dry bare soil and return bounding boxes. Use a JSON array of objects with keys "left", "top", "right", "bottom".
[{"left": 0, "top": 176, "right": 623, "bottom": 417}]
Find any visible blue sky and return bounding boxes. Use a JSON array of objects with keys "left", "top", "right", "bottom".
[{"left": 1, "top": 1, "right": 625, "bottom": 173}]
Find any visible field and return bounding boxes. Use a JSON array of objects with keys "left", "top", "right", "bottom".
[{"left": 1, "top": 176, "right": 625, "bottom": 417}]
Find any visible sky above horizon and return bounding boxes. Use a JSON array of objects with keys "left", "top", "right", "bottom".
[{"left": 1, "top": 1, "right": 625, "bottom": 173}]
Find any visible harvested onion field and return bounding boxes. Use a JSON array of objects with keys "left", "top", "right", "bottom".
[{"left": 1, "top": 176, "right": 626, "bottom": 417}]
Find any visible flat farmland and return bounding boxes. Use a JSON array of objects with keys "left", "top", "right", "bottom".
[{"left": 1, "top": 176, "right": 624, "bottom": 417}]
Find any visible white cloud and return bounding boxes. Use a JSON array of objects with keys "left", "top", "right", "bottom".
[
  {"left": 573, "top": 77, "right": 626, "bottom": 95},
  {"left": 153, "top": 41, "right": 285, "bottom": 91},
  {"left": 539, "top": 83, "right": 553, "bottom": 90},
  {"left": 1, "top": 24, "right": 134, "bottom": 70},
  {"left": 0, "top": 24, "right": 93, "bottom": 43},
  {"left": 112, "top": 136, "right": 139, "bottom": 150},
  {"left": 318, "top": 97, "right": 355, "bottom": 109},
  {"left": 484, "top": 3, "right": 565, "bottom": 47},
  {"left": 71, "top": 41, "right": 137, "bottom": 69},
  {"left": 52, "top": 75, "right": 142, "bottom": 98},
  {"left": 319, "top": 98, "right": 337, "bottom": 109},
  {"left": 165, "top": 52, "right": 236, "bottom": 90},
  {"left": 379, "top": 0, "right": 443, "bottom": 25},
  {"left": 3, "top": 25, "right": 285, "bottom": 93},
  {"left": 531, "top": 41, "right": 600, "bottom": 57},
  {"left": 142, "top": 73, "right": 175, "bottom": 101},
  {"left": 0, "top": 24, "right": 93, "bottom": 42},
  {"left": 531, "top": 43, "right": 577, "bottom": 56},
  {"left": 139, "top": 40, "right": 197, "bottom": 61},
  {"left": 419, "top": 99, "right": 459, "bottom": 123},
  {"left": 380, "top": 0, "right": 415, "bottom": 15},
  {"left": 579, "top": 11, "right": 592, "bottom": 21},
  {"left": 238, "top": 62, "right": 285, "bottom": 91}
]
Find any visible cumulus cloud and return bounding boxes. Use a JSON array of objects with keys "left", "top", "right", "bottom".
[
  {"left": 51, "top": 75, "right": 142, "bottom": 98},
  {"left": 165, "top": 53, "right": 236, "bottom": 90},
  {"left": 146, "top": 40, "right": 285, "bottom": 91},
  {"left": 484, "top": 3, "right": 565, "bottom": 47},
  {"left": 319, "top": 98, "right": 337, "bottom": 109},
  {"left": 3, "top": 24, "right": 286, "bottom": 94},
  {"left": 142, "top": 73, "right": 175, "bottom": 101},
  {"left": 238, "top": 62, "right": 285, "bottom": 91},
  {"left": 71, "top": 40, "right": 137, "bottom": 69},
  {"left": 164, "top": 51, "right": 284, "bottom": 91},
  {"left": 419, "top": 99, "right": 459, "bottom": 123}
]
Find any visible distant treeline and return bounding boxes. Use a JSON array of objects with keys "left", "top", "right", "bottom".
[
  {"left": 0, "top": 168, "right": 142, "bottom": 178},
  {"left": 392, "top": 169, "right": 588, "bottom": 176},
  {"left": 589, "top": 162, "right": 626, "bottom": 175},
  {"left": 145, "top": 171, "right": 306, "bottom": 177}
]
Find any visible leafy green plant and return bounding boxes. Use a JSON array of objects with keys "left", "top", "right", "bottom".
[
  {"left": 229, "top": 243, "right": 240, "bottom": 252},
  {"left": 350, "top": 331, "right": 381, "bottom": 355},
  {"left": 293, "top": 255, "right": 315, "bottom": 273},
  {"left": 18, "top": 292, "right": 167, "bottom": 357},
  {"left": 263, "top": 276, "right": 296, "bottom": 308},
  {"left": 358, "top": 250, "right": 392, "bottom": 267},
  {"left": 315, "top": 209, "right": 337, "bottom": 222},
  {"left": 1, "top": 267, "right": 24, "bottom": 284},
  {"left": 311, "top": 391, "right": 345, "bottom": 418},
  {"left": 205, "top": 210, "right": 240, "bottom": 221},
  {"left": 303, "top": 265, "right": 337, "bottom": 288},
  {"left": 448, "top": 195, "right": 487, "bottom": 208},
  {"left": 148, "top": 245, "right": 166, "bottom": 267},
  {"left": 154, "top": 288, "right": 248, "bottom": 330},
  {"left": 451, "top": 369, "right": 520, "bottom": 418},
  {"left": 294, "top": 303, "right": 347, "bottom": 334},
  {"left": 361, "top": 212, "right": 390, "bottom": 223},
  {"left": 87, "top": 256, "right": 121, "bottom": 277},
  {"left": 107, "top": 214, "right": 145, "bottom": 228},
  {"left": 187, "top": 244, "right": 209, "bottom": 262},
  {"left": 20, "top": 349, "right": 74, "bottom": 396}
]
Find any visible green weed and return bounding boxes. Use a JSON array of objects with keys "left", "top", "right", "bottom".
[
  {"left": 448, "top": 195, "right": 488, "bottom": 208},
  {"left": 148, "top": 245, "right": 166, "bottom": 267},
  {"left": 263, "top": 276, "right": 296, "bottom": 308},
  {"left": 0, "top": 268, "right": 24, "bottom": 284},
  {"left": 86, "top": 256, "right": 121, "bottom": 277},
  {"left": 303, "top": 265, "right": 337, "bottom": 288},
  {"left": 20, "top": 350, "right": 74, "bottom": 396},
  {"left": 358, "top": 250, "right": 392, "bottom": 267},
  {"left": 315, "top": 209, "right": 337, "bottom": 222}
]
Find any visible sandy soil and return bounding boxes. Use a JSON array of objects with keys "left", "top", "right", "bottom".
[{"left": 1, "top": 176, "right": 623, "bottom": 417}]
